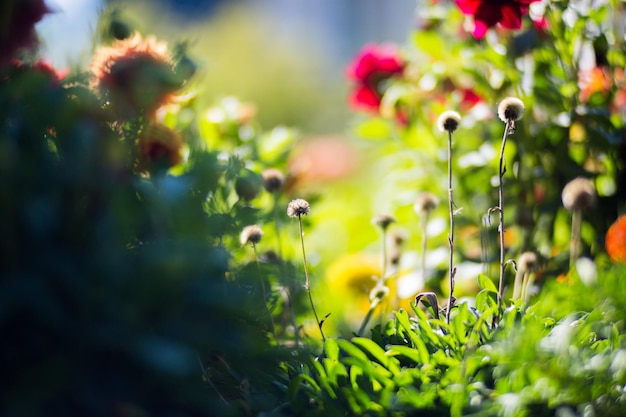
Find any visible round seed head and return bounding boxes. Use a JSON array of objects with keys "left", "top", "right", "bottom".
[
  {"left": 497, "top": 97, "right": 525, "bottom": 123},
  {"left": 287, "top": 198, "right": 310, "bottom": 217},
  {"left": 561, "top": 177, "right": 597, "bottom": 211},
  {"left": 387, "top": 229, "right": 408, "bottom": 248},
  {"left": 261, "top": 168, "right": 285, "bottom": 193},
  {"left": 372, "top": 213, "right": 396, "bottom": 231},
  {"left": 414, "top": 192, "right": 440, "bottom": 215},
  {"left": 240, "top": 224, "right": 263, "bottom": 246},
  {"left": 437, "top": 110, "right": 461, "bottom": 133},
  {"left": 518, "top": 252, "right": 538, "bottom": 273}
]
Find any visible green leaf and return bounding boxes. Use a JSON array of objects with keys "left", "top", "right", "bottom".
[
  {"left": 287, "top": 373, "right": 321, "bottom": 400},
  {"left": 352, "top": 337, "right": 400, "bottom": 374},
  {"left": 478, "top": 273, "right": 497, "bottom": 293},
  {"left": 325, "top": 338, "right": 339, "bottom": 361},
  {"left": 388, "top": 345, "right": 429, "bottom": 365}
]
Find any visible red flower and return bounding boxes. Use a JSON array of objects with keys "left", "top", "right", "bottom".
[
  {"left": 455, "top": 0, "right": 541, "bottom": 39},
  {"left": 606, "top": 215, "right": 626, "bottom": 264},
  {"left": 346, "top": 44, "right": 405, "bottom": 112},
  {"left": 90, "top": 34, "right": 181, "bottom": 119}
]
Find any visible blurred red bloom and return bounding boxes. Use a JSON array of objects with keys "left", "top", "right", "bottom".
[
  {"left": 346, "top": 44, "right": 405, "bottom": 113},
  {"left": 90, "top": 34, "right": 181, "bottom": 119},
  {"left": 606, "top": 215, "right": 626, "bottom": 263},
  {"left": 455, "top": 0, "right": 541, "bottom": 39}
]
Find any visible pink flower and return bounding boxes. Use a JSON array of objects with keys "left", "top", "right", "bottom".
[
  {"left": 455, "top": 0, "right": 541, "bottom": 39},
  {"left": 346, "top": 44, "right": 405, "bottom": 112}
]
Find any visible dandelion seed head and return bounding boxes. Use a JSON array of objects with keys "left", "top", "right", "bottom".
[
  {"left": 240, "top": 224, "right": 263, "bottom": 246},
  {"left": 261, "top": 168, "right": 285, "bottom": 193},
  {"left": 372, "top": 213, "right": 396, "bottom": 230},
  {"left": 414, "top": 192, "right": 440, "bottom": 215},
  {"left": 561, "top": 177, "right": 597, "bottom": 211},
  {"left": 497, "top": 97, "right": 525, "bottom": 123},
  {"left": 437, "top": 110, "right": 461, "bottom": 133},
  {"left": 287, "top": 198, "right": 310, "bottom": 217}
]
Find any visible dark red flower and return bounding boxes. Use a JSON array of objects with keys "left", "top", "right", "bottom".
[
  {"left": 455, "top": 0, "right": 541, "bottom": 39},
  {"left": 346, "top": 44, "right": 405, "bottom": 112}
]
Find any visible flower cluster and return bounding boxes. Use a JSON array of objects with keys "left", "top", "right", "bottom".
[{"left": 346, "top": 44, "right": 405, "bottom": 113}]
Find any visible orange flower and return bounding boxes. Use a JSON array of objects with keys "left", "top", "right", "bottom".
[
  {"left": 90, "top": 34, "right": 180, "bottom": 119},
  {"left": 606, "top": 215, "right": 626, "bottom": 263},
  {"left": 578, "top": 66, "right": 612, "bottom": 103},
  {"left": 135, "top": 124, "right": 185, "bottom": 173}
]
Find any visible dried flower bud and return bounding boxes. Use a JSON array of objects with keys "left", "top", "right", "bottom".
[
  {"left": 518, "top": 252, "right": 538, "bottom": 272},
  {"left": 372, "top": 213, "right": 396, "bottom": 231},
  {"left": 287, "top": 198, "right": 310, "bottom": 217},
  {"left": 437, "top": 110, "right": 461, "bottom": 133},
  {"left": 240, "top": 225, "right": 263, "bottom": 246},
  {"left": 561, "top": 177, "right": 597, "bottom": 211},
  {"left": 414, "top": 192, "right": 440, "bottom": 215},
  {"left": 261, "top": 168, "right": 285, "bottom": 193},
  {"left": 497, "top": 97, "right": 525, "bottom": 123}
]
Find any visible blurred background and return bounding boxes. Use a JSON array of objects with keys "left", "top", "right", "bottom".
[{"left": 37, "top": 0, "right": 417, "bottom": 132}]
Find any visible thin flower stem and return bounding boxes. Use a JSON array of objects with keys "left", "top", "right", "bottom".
[
  {"left": 273, "top": 194, "right": 300, "bottom": 345},
  {"left": 253, "top": 244, "right": 278, "bottom": 344},
  {"left": 446, "top": 130, "right": 455, "bottom": 324},
  {"left": 357, "top": 304, "right": 377, "bottom": 337},
  {"left": 272, "top": 193, "right": 284, "bottom": 259},
  {"left": 381, "top": 229, "right": 388, "bottom": 282},
  {"left": 570, "top": 208, "right": 582, "bottom": 268},
  {"left": 298, "top": 215, "right": 325, "bottom": 342},
  {"left": 496, "top": 121, "right": 512, "bottom": 322},
  {"left": 421, "top": 213, "right": 429, "bottom": 283}
]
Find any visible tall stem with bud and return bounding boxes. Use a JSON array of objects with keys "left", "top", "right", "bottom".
[
  {"left": 495, "top": 97, "right": 525, "bottom": 322},
  {"left": 437, "top": 111, "right": 461, "bottom": 324}
]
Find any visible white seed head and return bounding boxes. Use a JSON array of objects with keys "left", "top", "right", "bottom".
[
  {"left": 497, "top": 97, "right": 525, "bottom": 123},
  {"left": 561, "top": 177, "right": 597, "bottom": 211},
  {"left": 240, "top": 224, "right": 263, "bottom": 246},
  {"left": 261, "top": 168, "right": 285, "bottom": 193},
  {"left": 437, "top": 110, "right": 461, "bottom": 133},
  {"left": 372, "top": 213, "right": 396, "bottom": 230},
  {"left": 287, "top": 198, "right": 310, "bottom": 217},
  {"left": 414, "top": 192, "right": 440, "bottom": 215}
]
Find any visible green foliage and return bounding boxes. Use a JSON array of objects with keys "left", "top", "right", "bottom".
[{"left": 285, "top": 265, "right": 626, "bottom": 417}]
